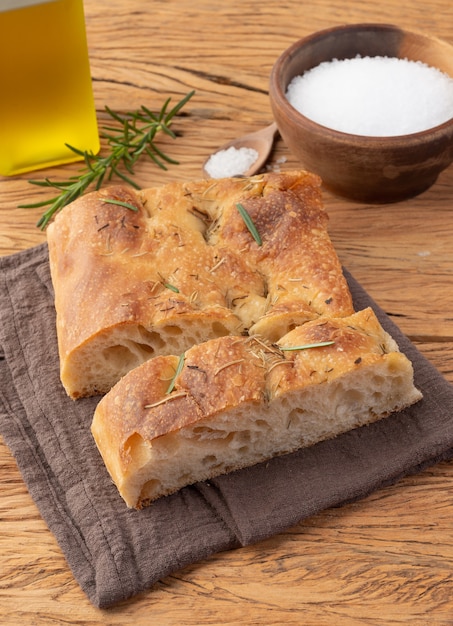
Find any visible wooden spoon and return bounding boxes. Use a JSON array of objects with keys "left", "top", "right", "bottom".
[{"left": 202, "top": 122, "right": 279, "bottom": 178}]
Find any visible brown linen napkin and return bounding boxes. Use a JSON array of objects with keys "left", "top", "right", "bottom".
[{"left": 1, "top": 242, "right": 453, "bottom": 608}]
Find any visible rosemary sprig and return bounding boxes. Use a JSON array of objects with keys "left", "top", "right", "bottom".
[
  {"left": 278, "top": 341, "right": 335, "bottom": 351},
  {"left": 164, "top": 282, "right": 180, "bottom": 293},
  {"left": 236, "top": 202, "right": 262, "bottom": 246},
  {"left": 100, "top": 198, "right": 138, "bottom": 212},
  {"left": 166, "top": 353, "right": 186, "bottom": 394},
  {"left": 21, "top": 91, "right": 195, "bottom": 229}
]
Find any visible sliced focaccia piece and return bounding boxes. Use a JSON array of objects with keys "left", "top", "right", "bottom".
[
  {"left": 90, "top": 307, "right": 422, "bottom": 508},
  {"left": 47, "top": 170, "right": 353, "bottom": 398}
]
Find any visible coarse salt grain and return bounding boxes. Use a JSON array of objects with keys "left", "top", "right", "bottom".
[
  {"left": 266, "top": 156, "right": 287, "bottom": 173},
  {"left": 286, "top": 56, "right": 453, "bottom": 136},
  {"left": 205, "top": 145, "right": 258, "bottom": 178}
]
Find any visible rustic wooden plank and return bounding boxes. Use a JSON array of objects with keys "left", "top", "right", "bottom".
[{"left": 1, "top": 0, "right": 453, "bottom": 623}]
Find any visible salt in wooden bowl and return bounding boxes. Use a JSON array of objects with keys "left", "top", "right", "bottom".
[{"left": 269, "top": 23, "right": 453, "bottom": 202}]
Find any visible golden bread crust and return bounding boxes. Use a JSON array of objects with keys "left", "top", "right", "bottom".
[
  {"left": 47, "top": 171, "right": 353, "bottom": 398},
  {"left": 46, "top": 170, "right": 422, "bottom": 509},
  {"left": 91, "top": 308, "right": 422, "bottom": 508}
]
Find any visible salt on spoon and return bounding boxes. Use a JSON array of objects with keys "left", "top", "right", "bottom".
[{"left": 203, "top": 122, "right": 278, "bottom": 179}]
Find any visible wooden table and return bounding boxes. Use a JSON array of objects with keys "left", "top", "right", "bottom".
[{"left": 1, "top": 0, "right": 452, "bottom": 623}]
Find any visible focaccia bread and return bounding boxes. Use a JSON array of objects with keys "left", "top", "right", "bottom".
[
  {"left": 47, "top": 170, "right": 354, "bottom": 398},
  {"left": 91, "top": 307, "right": 423, "bottom": 509}
]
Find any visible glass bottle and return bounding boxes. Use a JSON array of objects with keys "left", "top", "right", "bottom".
[{"left": 0, "top": 0, "right": 99, "bottom": 176}]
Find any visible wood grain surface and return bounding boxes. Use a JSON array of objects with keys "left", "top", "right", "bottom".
[{"left": 1, "top": 0, "right": 453, "bottom": 623}]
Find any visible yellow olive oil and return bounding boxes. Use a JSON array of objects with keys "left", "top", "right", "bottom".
[{"left": 0, "top": 0, "right": 99, "bottom": 176}]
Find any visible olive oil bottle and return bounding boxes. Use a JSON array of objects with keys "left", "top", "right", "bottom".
[{"left": 0, "top": 0, "right": 99, "bottom": 176}]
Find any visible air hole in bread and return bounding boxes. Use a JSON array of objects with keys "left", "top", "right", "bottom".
[
  {"left": 102, "top": 344, "right": 140, "bottom": 369},
  {"left": 287, "top": 408, "right": 305, "bottom": 427},
  {"left": 102, "top": 340, "right": 160, "bottom": 372},
  {"left": 234, "top": 430, "right": 251, "bottom": 445},
  {"left": 124, "top": 432, "right": 151, "bottom": 468},
  {"left": 344, "top": 389, "right": 364, "bottom": 403},
  {"left": 132, "top": 342, "right": 156, "bottom": 356},
  {"left": 255, "top": 419, "right": 271, "bottom": 429},
  {"left": 211, "top": 321, "right": 233, "bottom": 337},
  {"left": 162, "top": 325, "right": 183, "bottom": 337},
  {"left": 189, "top": 426, "right": 231, "bottom": 440},
  {"left": 137, "top": 325, "right": 166, "bottom": 349},
  {"left": 139, "top": 479, "right": 161, "bottom": 501},
  {"left": 277, "top": 396, "right": 293, "bottom": 410},
  {"left": 202, "top": 454, "right": 218, "bottom": 466}
]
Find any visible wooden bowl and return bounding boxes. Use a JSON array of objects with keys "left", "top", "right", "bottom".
[{"left": 269, "top": 24, "right": 453, "bottom": 202}]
